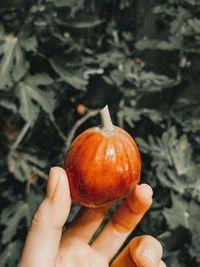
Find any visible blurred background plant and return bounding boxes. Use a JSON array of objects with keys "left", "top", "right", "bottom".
[{"left": 0, "top": 0, "right": 200, "bottom": 266}]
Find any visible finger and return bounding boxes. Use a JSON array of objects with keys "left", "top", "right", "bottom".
[
  {"left": 110, "top": 241, "right": 137, "bottom": 267},
  {"left": 132, "top": 236, "right": 163, "bottom": 267},
  {"left": 60, "top": 204, "right": 110, "bottom": 246},
  {"left": 111, "top": 235, "right": 163, "bottom": 267},
  {"left": 18, "top": 167, "right": 71, "bottom": 267},
  {"left": 91, "top": 184, "right": 153, "bottom": 261}
]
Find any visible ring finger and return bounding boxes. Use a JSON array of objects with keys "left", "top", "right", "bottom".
[
  {"left": 60, "top": 204, "right": 110, "bottom": 248},
  {"left": 91, "top": 184, "right": 153, "bottom": 261}
]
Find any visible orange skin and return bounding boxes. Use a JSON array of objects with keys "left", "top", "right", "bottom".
[{"left": 64, "top": 126, "right": 141, "bottom": 207}]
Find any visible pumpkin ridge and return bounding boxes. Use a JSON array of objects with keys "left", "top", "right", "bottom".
[
  {"left": 85, "top": 134, "right": 105, "bottom": 186},
  {"left": 121, "top": 138, "right": 132, "bottom": 182},
  {"left": 119, "top": 132, "right": 141, "bottom": 173},
  {"left": 65, "top": 132, "right": 93, "bottom": 169}
]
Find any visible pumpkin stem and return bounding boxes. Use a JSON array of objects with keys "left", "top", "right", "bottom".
[{"left": 100, "top": 105, "right": 114, "bottom": 132}]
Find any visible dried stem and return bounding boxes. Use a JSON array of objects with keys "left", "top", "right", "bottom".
[
  {"left": 50, "top": 116, "right": 68, "bottom": 143},
  {"left": 100, "top": 105, "right": 114, "bottom": 131}
]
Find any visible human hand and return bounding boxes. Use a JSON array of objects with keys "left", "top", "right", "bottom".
[{"left": 18, "top": 167, "right": 166, "bottom": 267}]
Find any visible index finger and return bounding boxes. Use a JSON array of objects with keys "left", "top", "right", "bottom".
[
  {"left": 18, "top": 167, "right": 71, "bottom": 267},
  {"left": 91, "top": 184, "right": 153, "bottom": 261}
]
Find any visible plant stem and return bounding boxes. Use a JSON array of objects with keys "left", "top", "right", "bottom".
[
  {"left": 65, "top": 109, "right": 99, "bottom": 150},
  {"left": 49, "top": 114, "right": 68, "bottom": 143},
  {"left": 100, "top": 105, "right": 114, "bottom": 131},
  {"left": 8, "top": 120, "right": 33, "bottom": 157}
]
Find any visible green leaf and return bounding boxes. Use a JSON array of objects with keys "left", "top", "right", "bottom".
[
  {"left": 0, "top": 189, "right": 43, "bottom": 245},
  {"left": 119, "top": 0, "right": 132, "bottom": 10},
  {"left": 20, "top": 35, "right": 38, "bottom": 52},
  {"left": 117, "top": 105, "right": 142, "bottom": 128},
  {"left": 142, "top": 108, "right": 163, "bottom": 124},
  {"left": 0, "top": 34, "right": 29, "bottom": 90},
  {"left": 55, "top": 17, "right": 105, "bottom": 28},
  {"left": 0, "top": 35, "right": 17, "bottom": 90},
  {"left": 169, "top": 7, "right": 190, "bottom": 35},
  {"left": 123, "top": 61, "right": 177, "bottom": 92},
  {"left": 0, "top": 240, "right": 23, "bottom": 267},
  {"left": 12, "top": 42, "right": 28, "bottom": 82},
  {"left": 189, "top": 234, "right": 200, "bottom": 264},
  {"left": 109, "top": 69, "right": 125, "bottom": 86},
  {"left": 49, "top": 0, "right": 84, "bottom": 8},
  {"left": 0, "top": 24, "right": 5, "bottom": 42},
  {"left": 0, "top": 201, "right": 30, "bottom": 244},
  {"left": 16, "top": 83, "right": 39, "bottom": 121},
  {"left": 163, "top": 192, "right": 189, "bottom": 229},
  {"left": 170, "top": 135, "right": 198, "bottom": 177},
  {"left": 50, "top": 56, "right": 88, "bottom": 90},
  {"left": 0, "top": 98, "right": 17, "bottom": 112},
  {"left": 135, "top": 137, "right": 150, "bottom": 154},
  {"left": 16, "top": 74, "right": 55, "bottom": 121},
  {"left": 96, "top": 51, "right": 125, "bottom": 68},
  {"left": 163, "top": 191, "right": 200, "bottom": 264},
  {"left": 136, "top": 127, "right": 200, "bottom": 196},
  {"left": 135, "top": 36, "right": 183, "bottom": 51},
  {"left": 8, "top": 151, "right": 47, "bottom": 182}
]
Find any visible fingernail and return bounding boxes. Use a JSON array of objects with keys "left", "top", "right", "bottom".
[
  {"left": 145, "top": 185, "right": 153, "bottom": 199},
  {"left": 140, "top": 246, "right": 157, "bottom": 266},
  {"left": 46, "top": 167, "right": 59, "bottom": 198}
]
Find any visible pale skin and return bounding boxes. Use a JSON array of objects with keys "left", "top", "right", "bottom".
[{"left": 18, "top": 167, "right": 166, "bottom": 267}]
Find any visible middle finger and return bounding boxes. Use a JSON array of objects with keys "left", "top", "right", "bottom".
[{"left": 60, "top": 204, "right": 110, "bottom": 246}]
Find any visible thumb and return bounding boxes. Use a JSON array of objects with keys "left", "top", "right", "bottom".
[{"left": 18, "top": 167, "right": 71, "bottom": 267}]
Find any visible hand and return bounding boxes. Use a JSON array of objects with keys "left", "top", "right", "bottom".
[{"left": 18, "top": 167, "right": 166, "bottom": 267}]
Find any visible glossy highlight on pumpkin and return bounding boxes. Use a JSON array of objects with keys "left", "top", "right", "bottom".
[{"left": 64, "top": 124, "right": 141, "bottom": 207}]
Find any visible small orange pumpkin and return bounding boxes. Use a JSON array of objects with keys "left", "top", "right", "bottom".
[{"left": 64, "top": 105, "right": 141, "bottom": 207}]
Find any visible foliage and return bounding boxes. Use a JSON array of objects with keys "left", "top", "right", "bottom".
[{"left": 0, "top": 0, "right": 200, "bottom": 266}]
